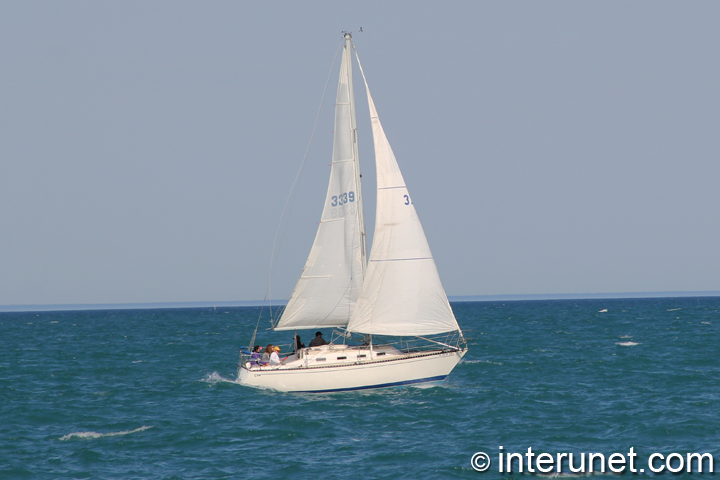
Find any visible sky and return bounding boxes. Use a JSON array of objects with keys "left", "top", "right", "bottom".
[{"left": 1, "top": 2, "right": 719, "bottom": 307}]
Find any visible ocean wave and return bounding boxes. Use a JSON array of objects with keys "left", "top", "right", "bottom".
[
  {"left": 537, "top": 472, "right": 616, "bottom": 478},
  {"left": 59, "top": 425, "right": 152, "bottom": 441},
  {"left": 615, "top": 341, "right": 639, "bottom": 346}
]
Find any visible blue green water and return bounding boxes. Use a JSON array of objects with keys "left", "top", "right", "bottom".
[{"left": 1, "top": 297, "right": 718, "bottom": 479}]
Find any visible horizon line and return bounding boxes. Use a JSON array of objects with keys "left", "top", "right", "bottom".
[{"left": 1, "top": 290, "right": 720, "bottom": 313}]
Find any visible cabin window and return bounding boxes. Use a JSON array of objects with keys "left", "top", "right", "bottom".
[
  {"left": 337, "top": 356, "right": 347, "bottom": 360},
  {"left": 376, "top": 352, "right": 386, "bottom": 356},
  {"left": 358, "top": 354, "right": 366, "bottom": 358}
]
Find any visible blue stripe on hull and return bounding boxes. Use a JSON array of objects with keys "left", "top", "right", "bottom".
[{"left": 296, "top": 375, "right": 448, "bottom": 393}]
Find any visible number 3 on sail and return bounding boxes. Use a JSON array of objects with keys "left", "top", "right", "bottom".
[{"left": 238, "top": 33, "right": 467, "bottom": 393}]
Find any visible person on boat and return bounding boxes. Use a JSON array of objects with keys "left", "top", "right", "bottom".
[
  {"left": 295, "top": 335, "right": 305, "bottom": 352},
  {"left": 269, "top": 346, "right": 282, "bottom": 365},
  {"left": 249, "top": 345, "right": 264, "bottom": 366},
  {"left": 262, "top": 345, "right": 274, "bottom": 364},
  {"left": 309, "top": 331, "right": 328, "bottom": 347}
]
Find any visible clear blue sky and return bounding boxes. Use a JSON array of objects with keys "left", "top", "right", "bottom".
[{"left": 1, "top": 2, "right": 719, "bottom": 306}]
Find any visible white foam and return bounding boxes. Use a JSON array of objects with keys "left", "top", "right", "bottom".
[
  {"left": 701, "top": 322, "right": 711, "bottom": 324},
  {"left": 667, "top": 308, "right": 682, "bottom": 311},
  {"left": 59, "top": 425, "right": 152, "bottom": 441},
  {"left": 619, "top": 335, "right": 632, "bottom": 338},
  {"left": 409, "top": 381, "right": 446, "bottom": 389},
  {"left": 131, "top": 360, "right": 146, "bottom": 363},
  {"left": 201, "top": 371, "right": 238, "bottom": 384},
  {"left": 616, "top": 341, "right": 639, "bottom": 346},
  {"left": 462, "top": 359, "right": 503, "bottom": 365},
  {"left": 598, "top": 309, "right": 608, "bottom": 313}
]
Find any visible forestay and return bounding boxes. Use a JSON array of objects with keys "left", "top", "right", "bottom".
[
  {"left": 274, "top": 40, "right": 366, "bottom": 331},
  {"left": 347, "top": 56, "right": 461, "bottom": 336}
]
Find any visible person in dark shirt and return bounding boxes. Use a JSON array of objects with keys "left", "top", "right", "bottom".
[
  {"left": 295, "top": 335, "right": 306, "bottom": 351},
  {"left": 309, "top": 331, "right": 328, "bottom": 347}
]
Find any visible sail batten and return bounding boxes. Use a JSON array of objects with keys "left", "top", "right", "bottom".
[{"left": 370, "top": 257, "right": 433, "bottom": 262}]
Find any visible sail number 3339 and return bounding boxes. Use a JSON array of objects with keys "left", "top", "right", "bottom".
[{"left": 331, "top": 191, "right": 355, "bottom": 206}]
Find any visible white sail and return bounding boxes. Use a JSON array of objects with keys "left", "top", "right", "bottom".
[
  {"left": 347, "top": 62, "right": 460, "bottom": 336},
  {"left": 275, "top": 39, "right": 366, "bottom": 331}
]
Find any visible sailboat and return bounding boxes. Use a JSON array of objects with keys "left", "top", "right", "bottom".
[{"left": 238, "top": 33, "right": 467, "bottom": 393}]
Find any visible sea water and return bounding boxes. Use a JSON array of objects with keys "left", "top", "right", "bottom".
[{"left": 1, "top": 297, "right": 718, "bottom": 479}]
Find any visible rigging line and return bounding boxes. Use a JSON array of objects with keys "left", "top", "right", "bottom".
[
  {"left": 266, "top": 39, "right": 344, "bottom": 328},
  {"left": 352, "top": 44, "right": 371, "bottom": 103},
  {"left": 351, "top": 42, "right": 377, "bottom": 334}
]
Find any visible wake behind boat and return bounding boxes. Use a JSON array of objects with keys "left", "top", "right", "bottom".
[{"left": 238, "top": 33, "right": 467, "bottom": 393}]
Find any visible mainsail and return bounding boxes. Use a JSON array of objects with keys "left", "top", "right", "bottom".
[
  {"left": 346, "top": 56, "right": 461, "bottom": 336},
  {"left": 274, "top": 37, "right": 366, "bottom": 331}
]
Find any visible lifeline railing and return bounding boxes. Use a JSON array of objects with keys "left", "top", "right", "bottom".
[
  {"left": 240, "top": 331, "right": 467, "bottom": 368},
  {"left": 330, "top": 329, "right": 467, "bottom": 354},
  {"left": 239, "top": 342, "right": 295, "bottom": 368}
]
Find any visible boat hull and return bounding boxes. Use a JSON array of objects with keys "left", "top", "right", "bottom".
[{"left": 238, "top": 348, "right": 467, "bottom": 393}]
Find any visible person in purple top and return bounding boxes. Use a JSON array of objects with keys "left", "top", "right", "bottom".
[{"left": 249, "top": 345, "right": 264, "bottom": 366}]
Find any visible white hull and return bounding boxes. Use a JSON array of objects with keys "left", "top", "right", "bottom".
[{"left": 238, "top": 345, "right": 467, "bottom": 393}]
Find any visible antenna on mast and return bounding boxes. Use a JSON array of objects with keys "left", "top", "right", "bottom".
[{"left": 342, "top": 27, "right": 363, "bottom": 37}]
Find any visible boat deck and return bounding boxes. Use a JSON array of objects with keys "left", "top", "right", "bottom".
[{"left": 244, "top": 343, "right": 445, "bottom": 371}]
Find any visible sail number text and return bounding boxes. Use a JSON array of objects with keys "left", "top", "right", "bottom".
[{"left": 331, "top": 191, "right": 355, "bottom": 207}]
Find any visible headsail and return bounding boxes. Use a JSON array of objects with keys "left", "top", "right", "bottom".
[
  {"left": 347, "top": 54, "right": 461, "bottom": 336},
  {"left": 275, "top": 35, "right": 366, "bottom": 331}
]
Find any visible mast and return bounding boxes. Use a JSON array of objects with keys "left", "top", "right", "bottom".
[{"left": 344, "top": 32, "right": 367, "bottom": 274}]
